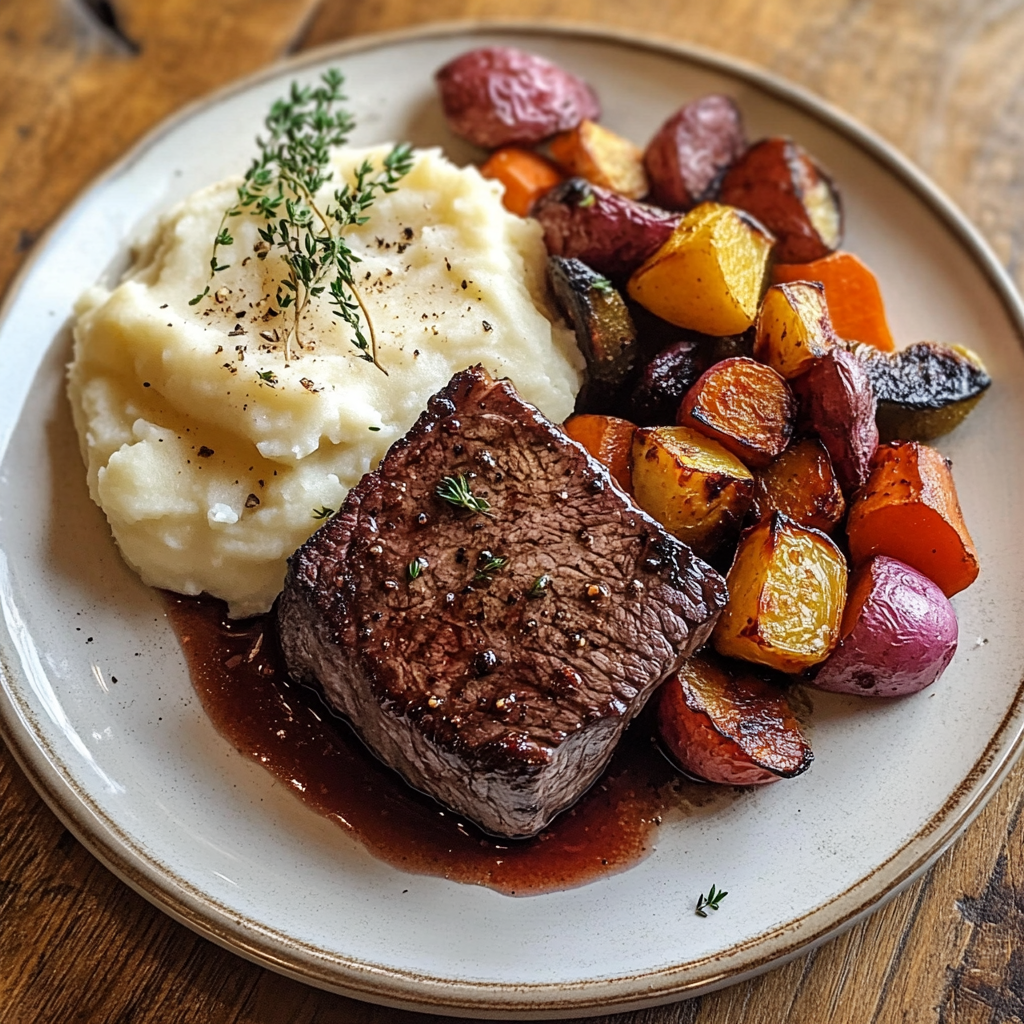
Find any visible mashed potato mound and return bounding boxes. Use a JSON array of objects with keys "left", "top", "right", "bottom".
[{"left": 69, "top": 147, "right": 583, "bottom": 616}]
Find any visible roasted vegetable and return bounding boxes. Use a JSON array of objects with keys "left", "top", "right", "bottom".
[
  {"left": 846, "top": 441, "right": 979, "bottom": 597},
  {"left": 627, "top": 336, "right": 707, "bottom": 425},
  {"left": 791, "top": 347, "right": 878, "bottom": 495},
  {"left": 719, "top": 137, "right": 842, "bottom": 263},
  {"left": 677, "top": 356, "right": 796, "bottom": 468},
  {"left": 848, "top": 341, "right": 992, "bottom": 442},
  {"left": 533, "top": 178, "right": 680, "bottom": 279},
  {"left": 713, "top": 513, "right": 848, "bottom": 673},
  {"left": 643, "top": 95, "right": 746, "bottom": 211},
  {"left": 631, "top": 425, "right": 754, "bottom": 557},
  {"left": 656, "top": 654, "right": 813, "bottom": 784},
  {"left": 772, "top": 251, "right": 895, "bottom": 352},
  {"left": 435, "top": 47, "right": 599, "bottom": 148},
  {"left": 548, "top": 119, "right": 648, "bottom": 199},
  {"left": 627, "top": 202, "right": 774, "bottom": 336},
  {"left": 480, "top": 146, "right": 563, "bottom": 217},
  {"left": 750, "top": 438, "right": 846, "bottom": 534},
  {"left": 563, "top": 413, "right": 636, "bottom": 493},
  {"left": 548, "top": 256, "right": 637, "bottom": 410},
  {"left": 754, "top": 280, "right": 838, "bottom": 379},
  {"left": 811, "top": 556, "right": 958, "bottom": 696}
]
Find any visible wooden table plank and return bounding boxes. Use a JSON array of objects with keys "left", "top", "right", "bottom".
[{"left": 2, "top": 1, "right": 1024, "bottom": 1021}]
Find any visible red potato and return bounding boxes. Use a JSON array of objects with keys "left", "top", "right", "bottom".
[
  {"left": 656, "top": 654, "right": 813, "bottom": 785},
  {"left": 811, "top": 556, "right": 958, "bottom": 696},
  {"left": 532, "top": 178, "right": 681, "bottom": 279},
  {"left": 792, "top": 347, "right": 878, "bottom": 495},
  {"left": 644, "top": 95, "right": 746, "bottom": 210},
  {"left": 435, "top": 47, "right": 600, "bottom": 148}
]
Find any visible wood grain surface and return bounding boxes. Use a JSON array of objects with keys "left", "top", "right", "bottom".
[{"left": 2, "top": 1, "right": 1024, "bottom": 1021}]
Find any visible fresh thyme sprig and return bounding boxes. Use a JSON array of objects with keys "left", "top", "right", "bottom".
[
  {"left": 192, "top": 68, "right": 414, "bottom": 371},
  {"left": 695, "top": 884, "right": 728, "bottom": 918},
  {"left": 311, "top": 506, "right": 335, "bottom": 520},
  {"left": 475, "top": 555, "right": 508, "bottom": 582},
  {"left": 436, "top": 475, "right": 494, "bottom": 517}
]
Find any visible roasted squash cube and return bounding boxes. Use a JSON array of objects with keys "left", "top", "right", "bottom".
[
  {"left": 754, "top": 280, "right": 837, "bottom": 379},
  {"left": 564, "top": 413, "right": 636, "bottom": 494},
  {"left": 631, "top": 425, "right": 753, "bottom": 558},
  {"left": 677, "top": 356, "right": 796, "bottom": 468},
  {"left": 627, "top": 202, "right": 774, "bottom": 336},
  {"left": 750, "top": 438, "right": 846, "bottom": 534},
  {"left": 548, "top": 119, "right": 649, "bottom": 199},
  {"left": 713, "top": 512, "right": 848, "bottom": 673}
]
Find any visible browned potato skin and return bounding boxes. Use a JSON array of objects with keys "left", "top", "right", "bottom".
[
  {"left": 750, "top": 438, "right": 846, "bottom": 534},
  {"left": 644, "top": 95, "right": 746, "bottom": 210},
  {"left": 656, "top": 654, "right": 813, "bottom": 785},
  {"left": 719, "top": 138, "right": 843, "bottom": 263},
  {"left": 677, "top": 356, "right": 796, "bottom": 469}
]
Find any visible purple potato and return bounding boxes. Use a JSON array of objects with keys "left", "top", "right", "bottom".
[{"left": 811, "top": 556, "right": 958, "bottom": 696}]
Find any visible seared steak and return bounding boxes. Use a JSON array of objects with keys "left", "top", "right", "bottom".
[{"left": 277, "top": 367, "right": 726, "bottom": 838}]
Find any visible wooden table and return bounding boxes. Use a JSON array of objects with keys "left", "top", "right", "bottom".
[{"left": 2, "top": 1, "right": 1023, "bottom": 1020}]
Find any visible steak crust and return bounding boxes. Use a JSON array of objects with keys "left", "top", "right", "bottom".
[{"left": 278, "top": 367, "right": 726, "bottom": 837}]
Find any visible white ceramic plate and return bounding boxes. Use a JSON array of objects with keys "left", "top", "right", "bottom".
[{"left": 1, "top": 22, "right": 1023, "bottom": 1020}]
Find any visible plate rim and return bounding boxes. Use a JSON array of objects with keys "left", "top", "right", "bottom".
[{"left": 2, "top": 18, "right": 1023, "bottom": 1018}]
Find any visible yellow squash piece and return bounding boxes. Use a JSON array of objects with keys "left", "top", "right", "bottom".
[
  {"left": 754, "top": 281, "right": 837, "bottom": 380},
  {"left": 627, "top": 202, "right": 775, "bottom": 336},
  {"left": 548, "top": 119, "right": 649, "bottom": 199},
  {"left": 631, "top": 425, "right": 754, "bottom": 558},
  {"left": 713, "top": 512, "right": 848, "bottom": 673}
]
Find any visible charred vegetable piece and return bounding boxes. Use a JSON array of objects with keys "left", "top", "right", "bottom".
[
  {"left": 534, "top": 178, "right": 681, "bottom": 279},
  {"left": 848, "top": 341, "right": 992, "bottom": 442},
  {"left": 643, "top": 95, "right": 747, "bottom": 211},
  {"left": 791, "top": 347, "right": 878, "bottom": 495},
  {"left": 548, "top": 256, "right": 638, "bottom": 409},
  {"left": 435, "top": 47, "right": 600, "bottom": 148},
  {"left": 563, "top": 413, "right": 636, "bottom": 493},
  {"left": 719, "top": 137, "right": 843, "bottom": 263},
  {"left": 548, "top": 119, "right": 649, "bottom": 199},
  {"left": 846, "top": 441, "right": 979, "bottom": 597},
  {"left": 656, "top": 654, "right": 813, "bottom": 784},
  {"left": 627, "top": 202, "right": 775, "bottom": 336},
  {"left": 754, "top": 280, "right": 838, "bottom": 379},
  {"left": 480, "top": 146, "right": 563, "bottom": 217},
  {"left": 632, "top": 425, "right": 754, "bottom": 558},
  {"left": 713, "top": 512, "right": 848, "bottom": 673},
  {"left": 677, "top": 356, "right": 796, "bottom": 468},
  {"left": 773, "top": 252, "right": 895, "bottom": 352},
  {"left": 811, "top": 556, "right": 958, "bottom": 697},
  {"left": 750, "top": 438, "right": 846, "bottom": 534}
]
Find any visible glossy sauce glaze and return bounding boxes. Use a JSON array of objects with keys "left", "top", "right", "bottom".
[{"left": 165, "top": 593, "right": 727, "bottom": 896}]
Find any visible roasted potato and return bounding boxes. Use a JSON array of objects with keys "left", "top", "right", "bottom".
[
  {"left": 548, "top": 119, "right": 649, "bottom": 199},
  {"left": 656, "top": 654, "right": 813, "bottom": 785},
  {"left": 435, "top": 47, "right": 599, "bottom": 148},
  {"left": 631, "top": 425, "right": 754, "bottom": 558},
  {"left": 791, "top": 347, "right": 878, "bottom": 495},
  {"left": 677, "top": 356, "right": 796, "bottom": 468},
  {"left": 563, "top": 413, "right": 636, "bottom": 493},
  {"left": 627, "top": 202, "right": 774, "bottom": 336},
  {"left": 533, "top": 178, "right": 680, "bottom": 279},
  {"left": 846, "top": 441, "right": 979, "bottom": 597},
  {"left": 719, "top": 137, "right": 842, "bottom": 263},
  {"left": 754, "top": 280, "right": 838, "bottom": 380},
  {"left": 713, "top": 512, "right": 848, "bottom": 673},
  {"left": 643, "top": 95, "right": 746, "bottom": 211},
  {"left": 749, "top": 438, "right": 846, "bottom": 534},
  {"left": 811, "top": 556, "right": 958, "bottom": 696},
  {"left": 480, "top": 146, "right": 563, "bottom": 217},
  {"left": 848, "top": 341, "right": 992, "bottom": 442}
]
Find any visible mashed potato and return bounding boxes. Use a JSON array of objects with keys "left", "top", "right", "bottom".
[{"left": 69, "top": 147, "right": 583, "bottom": 616}]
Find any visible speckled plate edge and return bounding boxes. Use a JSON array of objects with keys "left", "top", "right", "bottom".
[{"left": 1, "top": 19, "right": 1023, "bottom": 1019}]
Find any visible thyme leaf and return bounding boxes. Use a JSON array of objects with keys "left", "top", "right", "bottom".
[
  {"left": 474, "top": 555, "right": 508, "bottom": 582},
  {"left": 529, "top": 574, "right": 552, "bottom": 598},
  {"left": 435, "top": 474, "right": 493, "bottom": 517},
  {"left": 311, "top": 506, "right": 335, "bottom": 520},
  {"left": 407, "top": 556, "right": 428, "bottom": 581},
  {"left": 695, "top": 884, "right": 728, "bottom": 918}
]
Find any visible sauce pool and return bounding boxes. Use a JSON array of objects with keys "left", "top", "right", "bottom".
[{"left": 165, "top": 593, "right": 725, "bottom": 896}]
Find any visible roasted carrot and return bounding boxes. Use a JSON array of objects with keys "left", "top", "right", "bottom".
[
  {"left": 772, "top": 251, "right": 895, "bottom": 352},
  {"left": 564, "top": 414, "right": 636, "bottom": 494},
  {"left": 846, "top": 440, "right": 979, "bottom": 596},
  {"left": 479, "top": 146, "right": 563, "bottom": 217}
]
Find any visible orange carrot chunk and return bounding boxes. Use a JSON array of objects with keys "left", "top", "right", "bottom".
[
  {"left": 846, "top": 440, "right": 979, "bottom": 597},
  {"left": 772, "top": 251, "right": 895, "bottom": 352},
  {"left": 480, "top": 147, "right": 564, "bottom": 217},
  {"left": 563, "top": 414, "right": 636, "bottom": 493}
]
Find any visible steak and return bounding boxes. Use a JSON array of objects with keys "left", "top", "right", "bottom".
[{"left": 277, "top": 367, "right": 727, "bottom": 838}]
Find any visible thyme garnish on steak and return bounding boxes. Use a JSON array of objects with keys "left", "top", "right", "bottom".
[{"left": 435, "top": 474, "right": 494, "bottom": 517}]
